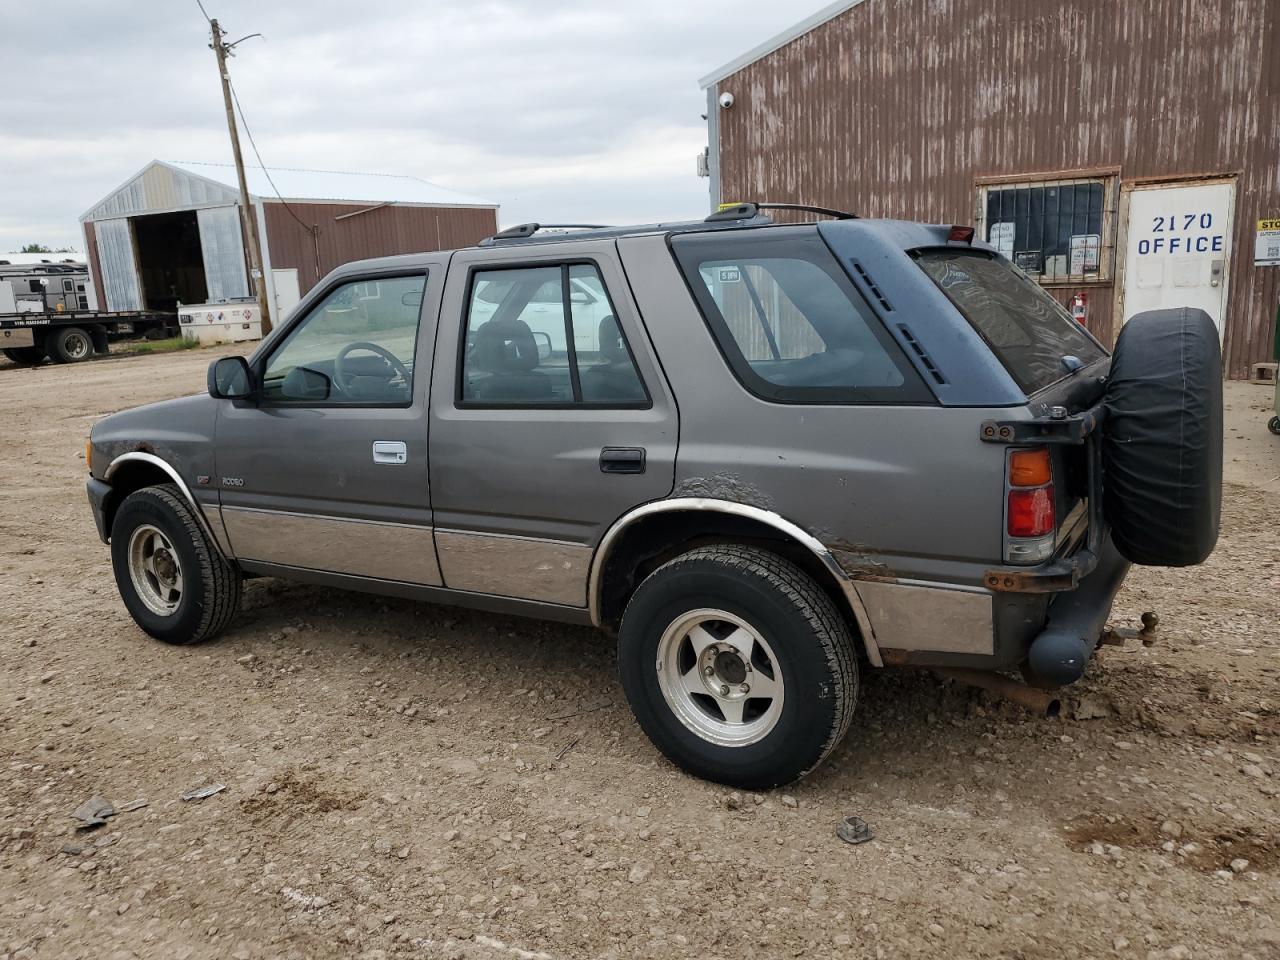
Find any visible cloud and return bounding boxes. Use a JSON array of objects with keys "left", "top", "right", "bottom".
[{"left": 0, "top": 0, "right": 810, "bottom": 251}]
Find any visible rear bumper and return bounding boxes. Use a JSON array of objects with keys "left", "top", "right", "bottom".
[
  {"left": 871, "top": 532, "right": 1129, "bottom": 678},
  {"left": 1024, "top": 532, "right": 1130, "bottom": 686},
  {"left": 87, "top": 477, "right": 112, "bottom": 543}
]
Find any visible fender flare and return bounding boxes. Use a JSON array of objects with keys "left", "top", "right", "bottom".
[
  {"left": 104, "top": 451, "right": 229, "bottom": 559},
  {"left": 587, "top": 497, "right": 883, "bottom": 666}
]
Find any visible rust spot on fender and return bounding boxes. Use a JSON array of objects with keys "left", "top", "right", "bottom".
[
  {"left": 822, "top": 538, "right": 896, "bottom": 581},
  {"left": 673, "top": 474, "right": 776, "bottom": 511}
]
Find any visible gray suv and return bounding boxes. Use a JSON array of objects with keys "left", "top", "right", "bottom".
[{"left": 85, "top": 203, "right": 1222, "bottom": 788}]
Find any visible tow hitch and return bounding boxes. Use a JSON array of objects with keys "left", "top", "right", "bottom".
[{"left": 1101, "top": 611, "right": 1159, "bottom": 648}]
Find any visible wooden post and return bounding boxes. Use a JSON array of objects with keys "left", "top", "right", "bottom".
[{"left": 210, "top": 18, "right": 273, "bottom": 334}]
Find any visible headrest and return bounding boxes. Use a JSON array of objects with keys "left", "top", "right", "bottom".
[
  {"left": 472, "top": 317, "right": 539, "bottom": 373},
  {"left": 597, "top": 315, "right": 627, "bottom": 363}
]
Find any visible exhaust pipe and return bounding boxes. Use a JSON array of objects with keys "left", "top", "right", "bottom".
[{"left": 937, "top": 667, "right": 1062, "bottom": 717}]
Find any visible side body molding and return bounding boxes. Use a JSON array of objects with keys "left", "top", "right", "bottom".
[
  {"left": 588, "top": 497, "right": 884, "bottom": 667},
  {"left": 104, "top": 451, "right": 229, "bottom": 559}
]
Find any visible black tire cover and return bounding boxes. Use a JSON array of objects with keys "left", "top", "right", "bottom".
[{"left": 1102, "top": 307, "right": 1222, "bottom": 566}]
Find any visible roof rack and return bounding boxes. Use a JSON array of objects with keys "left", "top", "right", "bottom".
[
  {"left": 708, "top": 201, "right": 858, "bottom": 222},
  {"left": 489, "top": 222, "right": 609, "bottom": 241},
  {"left": 478, "top": 209, "right": 776, "bottom": 247},
  {"left": 482, "top": 203, "right": 856, "bottom": 246}
]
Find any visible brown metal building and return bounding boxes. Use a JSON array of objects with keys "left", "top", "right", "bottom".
[
  {"left": 700, "top": 0, "right": 1280, "bottom": 377},
  {"left": 80, "top": 160, "right": 498, "bottom": 319}
]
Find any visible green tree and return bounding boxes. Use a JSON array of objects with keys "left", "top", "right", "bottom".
[{"left": 14, "top": 243, "right": 75, "bottom": 254}]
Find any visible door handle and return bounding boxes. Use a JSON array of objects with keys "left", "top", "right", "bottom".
[
  {"left": 1210, "top": 258, "right": 1224, "bottom": 287},
  {"left": 372, "top": 440, "right": 407, "bottom": 465},
  {"left": 600, "top": 447, "right": 645, "bottom": 474}
]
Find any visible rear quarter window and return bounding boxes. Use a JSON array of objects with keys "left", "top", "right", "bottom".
[
  {"left": 914, "top": 250, "right": 1107, "bottom": 394},
  {"left": 672, "top": 230, "right": 933, "bottom": 404}
]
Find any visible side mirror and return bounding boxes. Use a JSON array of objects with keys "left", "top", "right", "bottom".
[
  {"left": 208, "top": 356, "right": 254, "bottom": 399},
  {"left": 401, "top": 289, "right": 423, "bottom": 307}
]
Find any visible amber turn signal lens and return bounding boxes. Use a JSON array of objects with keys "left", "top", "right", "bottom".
[
  {"left": 1009, "top": 447, "right": 1052, "bottom": 487},
  {"left": 85, "top": 439, "right": 93, "bottom": 473}
]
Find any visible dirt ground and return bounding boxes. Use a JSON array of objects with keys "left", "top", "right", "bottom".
[{"left": 1, "top": 347, "right": 1278, "bottom": 960}]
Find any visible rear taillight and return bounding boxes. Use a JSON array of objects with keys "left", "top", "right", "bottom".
[
  {"left": 1007, "top": 487, "right": 1055, "bottom": 537},
  {"left": 1005, "top": 447, "right": 1055, "bottom": 564}
]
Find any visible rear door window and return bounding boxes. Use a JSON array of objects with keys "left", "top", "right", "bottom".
[
  {"left": 460, "top": 262, "right": 648, "bottom": 406},
  {"left": 672, "top": 230, "right": 932, "bottom": 404},
  {"left": 915, "top": 250, "right": 1107, "bottom": 394}
]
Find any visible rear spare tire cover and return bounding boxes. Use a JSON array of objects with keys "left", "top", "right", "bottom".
[{"left": 1102, "top": 307, "right": 1222, "bottom": 566}]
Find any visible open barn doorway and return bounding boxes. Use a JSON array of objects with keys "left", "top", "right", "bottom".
[{"left": 132, "top": 211, "right": 207, "bottom": 312}]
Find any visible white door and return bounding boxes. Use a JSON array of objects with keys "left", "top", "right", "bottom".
[
  {"left": 196, "top": 206, "right": 250, "bottom": 302},
  {"left": 271, "top": 268, "right": 302, "bottom": 320},
  {"left": 95, "top": 218, "right": 143, "bottom": 311},
  {"left": 1121, "top": 180, "right": 1235, "bottom": 337}
]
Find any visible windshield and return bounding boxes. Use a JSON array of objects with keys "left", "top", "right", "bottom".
[{"left": 915, "top": 250, "right": 1107, "bottom": 394}]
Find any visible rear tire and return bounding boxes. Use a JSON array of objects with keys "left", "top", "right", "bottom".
[
  {"left": 1269, "top": 416, "right": 1280, "bottom": 437},
  {"left": 50, "top": 326, "right": 93, "bottom": 363},
  {"left": 110, "top": 484, "right": 241, "bottom": 644},
  {"left": 618, "top": 544, "right": 858, "bottom": 789},
  {"left": 3, "top": 346, "right": 44, "bottom": 366}
]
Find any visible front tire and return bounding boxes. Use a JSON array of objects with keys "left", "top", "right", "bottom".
[
  {"left": 110, "top": 484, "right": 241, "bottom": 644},
  {"left": 618, "top": 544, "right": 858, "bottom": 789},
  {"left": 1269, "top": 416, "right": 1280, "bottom": 437}
]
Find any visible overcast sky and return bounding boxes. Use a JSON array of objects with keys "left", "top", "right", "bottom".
[{"left": 0, "top": 0, "right": 817, "bottom": 253}]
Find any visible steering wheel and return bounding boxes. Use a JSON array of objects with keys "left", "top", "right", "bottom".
[{"left": 333, "top": 341, "right": 411, "bottom": 395}]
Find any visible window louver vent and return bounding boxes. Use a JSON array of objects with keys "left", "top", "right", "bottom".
[
  {"left": 851, "top": 260, "right": 893, "bottom": 312},
  {"left": 898, "top": 324, "right": 947, "bottom": 385}
]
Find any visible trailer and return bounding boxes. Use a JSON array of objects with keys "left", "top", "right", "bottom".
[
  {"left": 1, "top": 310, "right": 178, "bottom": 365},
  {"left": 0, "top": 262, "right": 176, "bottom": 364}
]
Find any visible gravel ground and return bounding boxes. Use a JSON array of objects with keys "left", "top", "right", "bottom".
[{"left": 1, "top": 348, "right": 1278, "bottom": 960}]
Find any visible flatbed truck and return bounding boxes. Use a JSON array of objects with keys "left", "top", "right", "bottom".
[{"left": 1, "top": 310, "right": 179, "bottom": 365}]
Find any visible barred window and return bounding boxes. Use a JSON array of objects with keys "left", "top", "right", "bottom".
[{"left": 977, "top": 176, "right": 1116, "bottom": 282}]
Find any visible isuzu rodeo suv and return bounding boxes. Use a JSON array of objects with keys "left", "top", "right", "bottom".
[{"left": 84, "top": 203, "right": 1222, "bottom": 788}]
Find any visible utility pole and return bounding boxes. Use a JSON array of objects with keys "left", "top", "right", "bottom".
[{"left": 209, "top": 18, "right": 272, "bottom": 334}]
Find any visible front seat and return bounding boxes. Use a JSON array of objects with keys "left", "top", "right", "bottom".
[
  {"left": 468, "top": 316, "right": 554, "bottom": 401},
  {"left": 583, "top": 315, "right": 646, "bottom": 401}
]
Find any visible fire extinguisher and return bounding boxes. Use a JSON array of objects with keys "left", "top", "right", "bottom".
[{"left": 1070, "top": 291, "right": 1087, "bottom": 325}]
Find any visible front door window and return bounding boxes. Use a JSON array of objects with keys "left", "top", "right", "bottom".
[{"left": 262, "top": 275, "right": 426, "bottom": 404}]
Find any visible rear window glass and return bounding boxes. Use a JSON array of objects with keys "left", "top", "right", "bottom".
[
  {"left": 915, "top": 250, "right": 1107, "bottom": 394},
  {"left": 673, "top": 230, "right": 932, "bottom": 404}
]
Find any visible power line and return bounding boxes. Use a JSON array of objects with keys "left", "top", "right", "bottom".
[
  {"left": 226, "top": 79, "right": 315, "bottom": 235},
  {"left": 195, "top": 0, "right": 212, "bottom": 23},
  {"left": 227, "top": 78, "right": 323, "bottom": 284}
]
